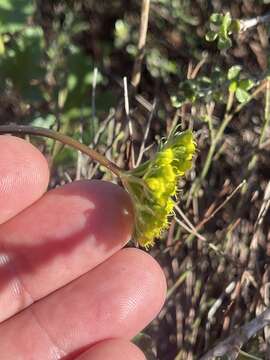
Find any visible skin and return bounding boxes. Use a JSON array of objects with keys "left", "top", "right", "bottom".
[{"left": 0, "top": 135, "right": 167, "bottom": 360}]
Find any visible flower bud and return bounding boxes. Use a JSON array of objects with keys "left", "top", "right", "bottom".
[{"left": 121, "top": 130, "right": 196, "bottom": 248}]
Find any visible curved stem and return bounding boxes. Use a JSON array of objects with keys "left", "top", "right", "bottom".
[{"left": 0, "top": 124, "right": 123, "bottom": 178}]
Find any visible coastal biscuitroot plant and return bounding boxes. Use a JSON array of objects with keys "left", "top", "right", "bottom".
[{"left": 0, "top": 124, "right": 195, "bottom": 248}]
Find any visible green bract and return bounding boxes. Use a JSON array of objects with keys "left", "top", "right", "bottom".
[{"left": 121, "top": 130, "right": 196, "bottom": 248}]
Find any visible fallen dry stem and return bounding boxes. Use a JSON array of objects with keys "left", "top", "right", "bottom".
[
  {"left": 197, "top": 179, "right": 246, "bottom": 229},
  {"left": 200, "top": 307, "right": 270, "bottom": 359}
]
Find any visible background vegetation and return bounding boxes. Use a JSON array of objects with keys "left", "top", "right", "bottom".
[{"left": 1, "top": 0, "right": 270, "bottom": 359}]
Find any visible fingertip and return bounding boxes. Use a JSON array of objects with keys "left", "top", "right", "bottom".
[
  {"left": 0, "top": 246, "right": 166, "bottom": 357},
  {"left": 0, "top": 179, "right": 135, "bottom": 321},
  {"left": 84, "top": 180, "right": 135, "bottom": 240},
  {"left": 119, "top": 248, "right": 167, "bottom": 321},
  {"left": 76, "top": 339, "right": 146, "bottom": 360},
  {"left": 0, "top": 135, "right": 49, "bottom": 224},
  {"left": 54, "top": 179, "right": 135, "bottom": 249}
]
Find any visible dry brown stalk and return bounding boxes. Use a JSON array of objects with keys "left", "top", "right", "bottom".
[
  {"left": 131, "top": 0, "right": 151, "bottom": 88},
  {"left": 200, "top": 307, "right": 270, "bottom": 360}
]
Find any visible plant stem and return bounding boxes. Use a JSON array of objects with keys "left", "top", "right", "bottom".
[
  {"left": 131, "top": 0, "right": 151, "bottom": 88},
  {"left": 259, "top": 77, "right": 270, "bottom": 146},
  {"left": 0, "top": 124, "right": 123, "bottom": 178}
]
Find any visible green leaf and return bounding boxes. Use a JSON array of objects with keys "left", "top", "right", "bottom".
[
  {"left": 236, "top": 88, "right": 250, "bottom": 103},
  {"left": 238, "top": 79, "right": 254, "bottom": 91},
  {"left": 217, "top": 36, "right": 232, "bottom": 50},
  {"left": 31, "top": 114, "right": 56, "bottom": 129},
  {"left": 114, "top": 19, "right": 130, "bottom": 47},
  {"left": 230, "top": 19, "right": 241, "bottom": 33},
  {"left": 220, "top": 12, "right": 232, "bottom": 38},
  {"left": 210, "top": 13, "right": 223, "bottom": 24},
  {"left": 205, "top": 30, "right": 218, "bottom": 42},
  {"left": 228, "top": 65, "right": 242, "bottom": 80}
]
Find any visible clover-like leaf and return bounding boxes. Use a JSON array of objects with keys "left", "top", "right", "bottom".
[
  {"left": 228, "top": 65, "right": 242, "bottom": 80},
  {"left": 238, "top": 79, "right": 254, "bottom": 91},
  {"left": 206, "top": 12, "right": 237, "bottom": 51},
  {"left": 236, "top": 88, "right": 250, "bottom": 103},
  {"left": 218, "top": 36, "right": 232, "bottom": 50},
  {"left": 230, "top": 19, "right": 241, "bottom": 33},
  {"left": 210, "top": 13, "right": 223, "bottom": 24}
]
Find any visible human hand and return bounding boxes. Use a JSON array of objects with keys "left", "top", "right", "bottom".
[{"left": 0, "top": 135, "right": 166, "bottom": 360}]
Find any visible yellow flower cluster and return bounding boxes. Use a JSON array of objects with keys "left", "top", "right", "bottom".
[{"left": 121, "top": 130, "right": 196, "bottom": 248}]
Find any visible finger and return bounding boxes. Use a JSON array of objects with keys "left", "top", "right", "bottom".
[
  {"left": 0, "top": 180, "right": 134, "bottom": 322},
  {"left": 0, "top": 248, "right": 166, "bottom": 359},
  {"left": 0, "top": 135, "right": 49, "bottom": 224},
  {"left": 75, "top": 339, "right": 146, "bottom": 360}
]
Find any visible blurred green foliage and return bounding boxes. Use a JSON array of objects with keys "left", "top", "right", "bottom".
[
  {"left": 0, "top": 0, "right": 34, "bottom": 34},
  {"left": 0, "top": 0, "right": 112, "bottom": 165},
  {"left": 0, "top": 0, "right": 105, "bottom": 126},
  {"left": 0, "top": 0, "right": 44, "bottom": 102},
  {"left": 0, "top": 27, "right": 45, "bottom": 102}
]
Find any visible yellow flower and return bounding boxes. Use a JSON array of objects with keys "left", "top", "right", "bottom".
[{"left": 121, "top": 130, "right": 196, "bottom": 248}]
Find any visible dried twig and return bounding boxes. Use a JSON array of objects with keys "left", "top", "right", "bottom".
[
  {"left": 174, "top": 215, "right": 206, "bottom": 242},
  {"left": 135, "top": 98, "right": 157, "bottom": 166},
  {"left": 190, "top": 52, "right": 208, "bottom": 79},
  {"left": 92, "top": 109, "right": 115, "bottom": 147},
  {"left": 124, "top": 76, "right": 135, "bottom": 168},
  {"left": 200, "top": 308, "right": 270, "bottom": 360},
  {"left": 240, "top": 13, "right": 270, "bottom": 32},
  {"left": 197, "top": 180, "right": 246, "bottom": 229},
  {"left": 255, "top": 180, "right": 270, "bottom": 229},
  {"left": 174, "top": 205, "right": 206, "bottom": 242},
  {"left": 131, "top": 0, "right": 151, "bottom": 88},
  {"left": 91, "top": 67, "right": 98, "bottom": 123},
  {"left": 76, "top": 122, "right": 83, "bottom": 180},
  {"left": 206, "top": 281, "right": 236, "bottom": 326}
]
